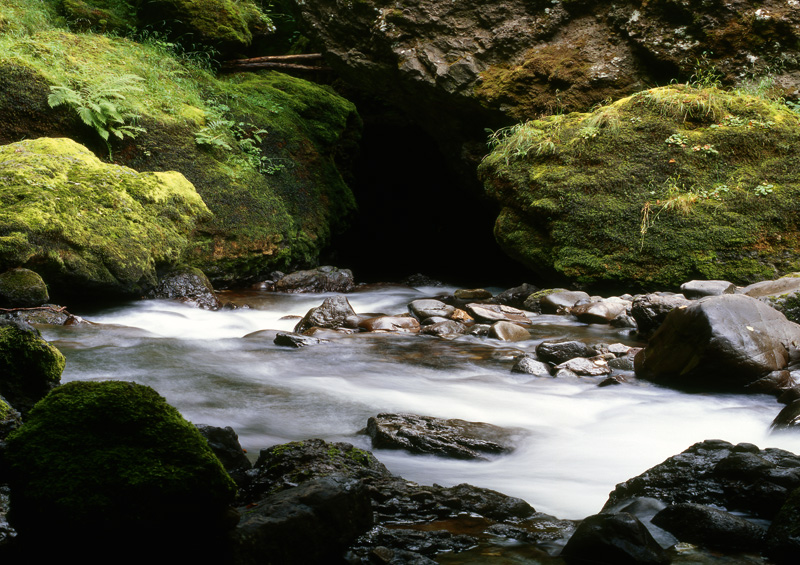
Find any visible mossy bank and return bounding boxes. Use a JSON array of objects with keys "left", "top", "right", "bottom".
[
  {"left": 480, "top": 84, "right": 800, "bottom": 290},
  {"left": 0, "top": 4, "right": 359, "bottom": 293}
]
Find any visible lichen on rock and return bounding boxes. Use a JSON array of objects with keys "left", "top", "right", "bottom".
[{"left": 0, "top": 137, "right": 209, "bottom": 297}]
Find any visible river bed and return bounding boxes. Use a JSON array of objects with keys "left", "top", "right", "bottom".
[{"left": 40, "top": 284, "right": 800, "bottom": 521}]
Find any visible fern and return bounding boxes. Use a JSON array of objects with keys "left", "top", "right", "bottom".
[{"left": 48, "top": 74, "right": 146, "bottom": 156}]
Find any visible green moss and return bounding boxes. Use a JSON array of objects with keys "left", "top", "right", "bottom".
[
  {"left": 0, "top": 322, "right": 65, "bottom": 412},
  {"left": 0, "top": 137, "right": 209, "bottom": 295},
  {"left": 0, "top": 267, "right": 49, "bottom": 307},
  {"left": 480, "top": 84, "right": 800, "bottom": 290},
  {"left": 5, "top": 380, "right": 236, "bottom": 536}
]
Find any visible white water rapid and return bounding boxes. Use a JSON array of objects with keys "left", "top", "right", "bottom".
[{"left": 40, "top": 284, "right": 800, "bottom": 521}]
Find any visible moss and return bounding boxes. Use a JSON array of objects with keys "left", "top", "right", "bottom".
[
  {"left": 5, "top": 380, "right": 236, "bottom": 539},
  {"left": 0, "top": 137, "right": 209, "bottom": 296},
  {"left": 0, "top": 267, "right": 49, "bottom": 307},
  {"left": 480, "top": 84, "right": 800, "bottom": 290}
]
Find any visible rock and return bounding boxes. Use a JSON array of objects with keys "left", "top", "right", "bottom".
[
  {"left": 650, "top": 503, "right": 766, "bottom": 552},
  {"left": 630, "top": 293, "right": 691, "bottom": 339},
  {"left": 0, "top": 268, "right": 48, "bottom": 307},
  {"left": 357, "top": 315, "right": 420, "bottom": 333},
  {"left": 454, "top": 288, "right": 493, "bottom": 300},
  {"left": 511, "top": 356, "right": 552, "bottom": 377},
  {"left": 0, "top": 395, "right": 21, "bottom": 442},
  {"left": 230, "top": 475, "right": 373, "bottom": 565},
  {"left": 0, "top": 304, "right": 82, "bottom": 326},
  {"left": 488, "top": 320, "right": 530, "bottom": 342},
  {"left": 555, "top": 356, "right": 612, "bottom": 377},
  {"left": 634, "top": 294, "right": 800, "bottom": 394},
  {"left": 536, "top": 340, "right": 598, "bottom": 366},
  {"left": 408, "top": 299, "right": 455, "bottom": 321},
  {"left": 599, "top": 375, "right": 629, "bottom": 387},
  {"left": 150, "top": 266, "right": 221, "bottom": 310},
  {"left": 365, "top": 413, "right": 517, "bottom": 460},
  {"left": 488, "top": 283, "right": 539, "bottom": 308},
  {"left": 401, "top": 274, "right": 445, "bottom": 288},
  {"left": 4, "top": 381, "right": 237, "bottom": 546},
  {"left": 0, "top": 138, "right": 208, "bottom": 298},
  {"left": 765, "top": 486, "right": 800, "bottom": 564},
  {"left": 275, "top": 266, "right": 355, "bottom": 294},
  {"left": 680, "top": 279, "right": 737, "bottom": 299},
  {"left": 560, "top": 512, "right": 668, "bottom": 565},
  {"left": 0, "top": 319, "right": 64, "bottom": 415},
  {"left": 464, "top": 303, "right": 531, "bottom": 324},
  {"left": 744, "top": 274, "right": 800, "bottom": 324},
  {"left": 274, "top": 331, "right": 328, "bottom": 348},
  {"left": 294, "top": 295, "right": 357, "bottom": 333},
  {"left": 603, "top": 439, "right": 800, "bottom": 520},
  {"left": 195, "top": 424, "right": 251, "bottom": 474},
  {"left": 771, "top": 399, "right": 800, "bottom": 431},
  {"left": 571, "top": 299, "right": 629, "bottom": 324},
  {"left": 419, "top": 320, "right": 467, "bottom": 337},
  {"left": 536, "top": 291, "right": 592, "bottom": 314}
]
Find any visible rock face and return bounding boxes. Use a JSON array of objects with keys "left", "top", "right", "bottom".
[
  {"left": 4, "top": 380, "right": 237, "bottom": 546},
  {"left": 481, "top": 85, "right": 800, "bottom": 288},
  {"left": 0, "top": 320, "right": 65, "bottom": 414},
  {"left": 0, "top": 138, "right": 209, "bottom": 298},
  {"left": 634, "top": 294, "right": 800, "bottom": 393},
  {"left": 365, "top": 413, "right": 517, "bottom": 460}
]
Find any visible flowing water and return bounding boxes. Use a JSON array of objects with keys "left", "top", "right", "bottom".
[{"left": 40, "top": 284, "right": 800, "bottom": 521}]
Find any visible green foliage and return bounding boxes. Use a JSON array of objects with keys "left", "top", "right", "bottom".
[{"left": 47, "top": 73, "right": 146, "bottom": 154}]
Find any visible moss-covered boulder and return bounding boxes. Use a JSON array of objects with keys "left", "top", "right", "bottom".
[
  {"left": 0, "top": 268, "right": 49, "bottom": 307},
  {"left": 4, "top": 380, "right": 237, "bottom": 544},
  {"left": 480, "top": 85, "right": 800, "bottom": 290},
  {"left": 0, "top": 137, "right": 209, "bottom": 297},
  {"left": 0, "top": 319, "right": 64, "bottom": 414}
]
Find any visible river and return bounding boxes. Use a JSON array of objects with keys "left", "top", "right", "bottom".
[{"left": 39, "top": 283, "right": 800, "bottom": 521}]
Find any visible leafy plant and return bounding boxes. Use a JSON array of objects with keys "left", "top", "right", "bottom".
[
  {"left": 754, "top": 182, "right": 774, "bottom": 196},
  {"left": 47, "top": 74, "right": 146, "bottom": 156},
  {"left": 665, "top": 133, "right": 689, "bottom": 147}
]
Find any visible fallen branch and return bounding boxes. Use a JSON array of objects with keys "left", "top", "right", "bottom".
[
  {"left": 0, "top": 305, "right": 67, "bottom": 314},
  {"left": 222, "top": 61, "right": 332, "bottom": 72}
]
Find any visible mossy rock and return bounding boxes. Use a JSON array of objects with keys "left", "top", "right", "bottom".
[
  {"left": 0, "top": 137, "right": 209, "bottom": 298},
  {"left": 0, "top": 320, "right": 65, "bottom": 414},
  {"left": 0, "top": 268, "right": 49, "bottom": 307},
  {"left": 5, "top": 380, "right": 237, "bottom": 542},
  {"left": 480, "top": 84, "right": 800, "bottom": 290}
]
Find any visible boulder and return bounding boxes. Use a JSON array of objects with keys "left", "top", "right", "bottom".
[
  {"left": 357, "top": 315, "right": 420, "bottom": 333},
  {"left": 464, "top": 303, "right": 531, "bottom": 324},
  {"left": 560, "top": 512, "right": 668, "bottom": 565},
  {"left": 511, "top": 356, "right": 552, "bottom": 378},
  {"left": 0, "top": 138, "right": 209, "bottom": 298},
  {"left": 408, "top": 299, "right": 456, "bottom": 321},
  {"left": 0, "top": 319, "right": 64, "bottom": 414},
  {"left": 771, "top": 399, "right": 800, "bottom": 431},
  {"left": 555, "top": 356, "right": 612, "bottom": 377},
  {"left": 419, "top": 320, "right": 467, "bottom": 337},
  {"left": 535, "top": 291, "right": 592, "bottom": 314},
  {"left": 365, "top": 413, "right": 517, "bottom": 460},
  {"left": 150, "top": 266, "right": 221, "bottom": 310},
  {"left": 488, "top": 283, "right": 539, "bottom": 309},
  {"left": 680, "top": 279, "right": 737, "bottom": 299},
  {"left": 571, "top": 299, "right": 630, "bottom": 324},
  {"left": 0, "top": 394, "right": 21, "bottom": 442},
  {"left": 536, "top": 340, "right": 598, "bottom": 366},
  {"left": 634, "top": 294, "right": 800, "bottom": 393},
  {"left": 195, "top": 424, "right": 252, "bottom": 474},
  {"left": 4, "top": 381, "right": 237, "bottom": 546},
  {"left": 0, "top": 268, "right": 48, "bottom": 307},
  {"left": 454, "top": 288, "right": 493, "bottom": 300},
  {"left": 744, "top": 274, "right": 800, "bottom": 324},
  {"left": 650, "top": 503, "right": 766, "bottom": 552},
  {"left": 275, "top": 267, "right": 355, "bottom": 294},
  {"left": 294, "top": 295, "right": 357, "bottom": 334},
  {"left": 765, "top": 486, "right": 800, "bottom": 564},
  {"left": 630, "top": 293, "right": 691, "bottom": 338},
  {"left": 488, "top": 320, "right": 530, "bottom": 342},
  {"left": 274, "top": 331, "right": 328, "bottom": 348}
]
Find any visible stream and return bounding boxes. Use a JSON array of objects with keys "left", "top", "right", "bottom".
[{"left": 40, "top": 283, "right": 800, "bottom": 522}]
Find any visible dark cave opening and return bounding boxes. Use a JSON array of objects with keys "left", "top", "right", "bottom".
[{"left": 326, "top": 112, "right": 533, "bottom": 289}]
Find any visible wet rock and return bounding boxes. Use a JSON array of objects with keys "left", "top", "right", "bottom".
[
  {"left": 358, "top": 315, "right": 420, "bottom": 333},
  {"left": 366, "top": 413, "right": 516, "bottom": 460},
  {"left": 536, "top": 290, "right": 592, "bottom": 314},
  {"left": 465, "top": 303, "right": 531, "bottom": 324},
  {"left": 608, "top": 356, "right": 636, "bottom": 372},
  {"left": 0, "top": 319, "right": 64, "bottom": 415},
  {"left": 603, "top": 439, "right": 800, "bottom": 520},
  {"left": 598, "top": 375, "right": 629, "bottom": 387},
  {"left": 274, "top": 266, "right": 355, "bottom": 294},
  {"left": 511, "top": 355, "right": 552, "bottom": 377},
  {"left": 765, "top": 486, "right": 800, "bottom": 564},
  {"left": 560, "top": 512, "right": 668, "bottom": 565},
  {"left": 680, "top": 279, "right": 737, "bottom": 299},
  {"left": 630, "top": 293, "right": 691, "bottom": 339},
  {"left": 150, "top": 266, "right": 221, "bottom": 310},
  {"left": 408, "top": 299, "right": 455, "bottom": 321},
  {"left": 771, "top": 399, "right": 800, "bottom": 431},
  {"left": 419, "top": 320, "right": 467, "bottom": 337},
  {"left": 0, "top": 304, "right": 83, "bottom": 326},
  {"left": 650, "top": 503, "right": 766, "bottom": 552},
  {"left": 454, "top": 288, "right": 492, "bottom": 300},
  {"left": 0, "top": 395, "right": 21, "bottom": 443},
  {"left": 294, "top": 295, "right": 357, "bottom": 333},
  {"left": 634, "top": 294, "right": 800, "bottom": 394},
  {"left": 488, "top": 320, "right": 530, "bottom": 342},
  {"left": 571, "top": 299, "right": 629, "bottom": 325},
  {"left": 195, "top": 424, "right": 252, "bottom": 474},
  {"left": 274, "top": 331, "right": 328, "bottom": 348},
  {"left": 536, "top": 340, "right": 598, "bottom": 366},
  {"left": 349, "top": 528, "right": 476, "bottom": 563},
  {"left": 744, "top": 274, "right": 800, "bottom": 324},
  {"left": 231, "top": 475, "right": 373, "bottom": 565},
  {"left": 303, "top": 327, "right": 356, "bottom": 339},
  {"left": 488, "top": 283, "right": 539, "bottom": 309},
  {"left": 555, "top": 357, "right": 612, "bottom": 377},
  {"left": 0, "top": 268, "right": 48, "bottom": 307}
]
